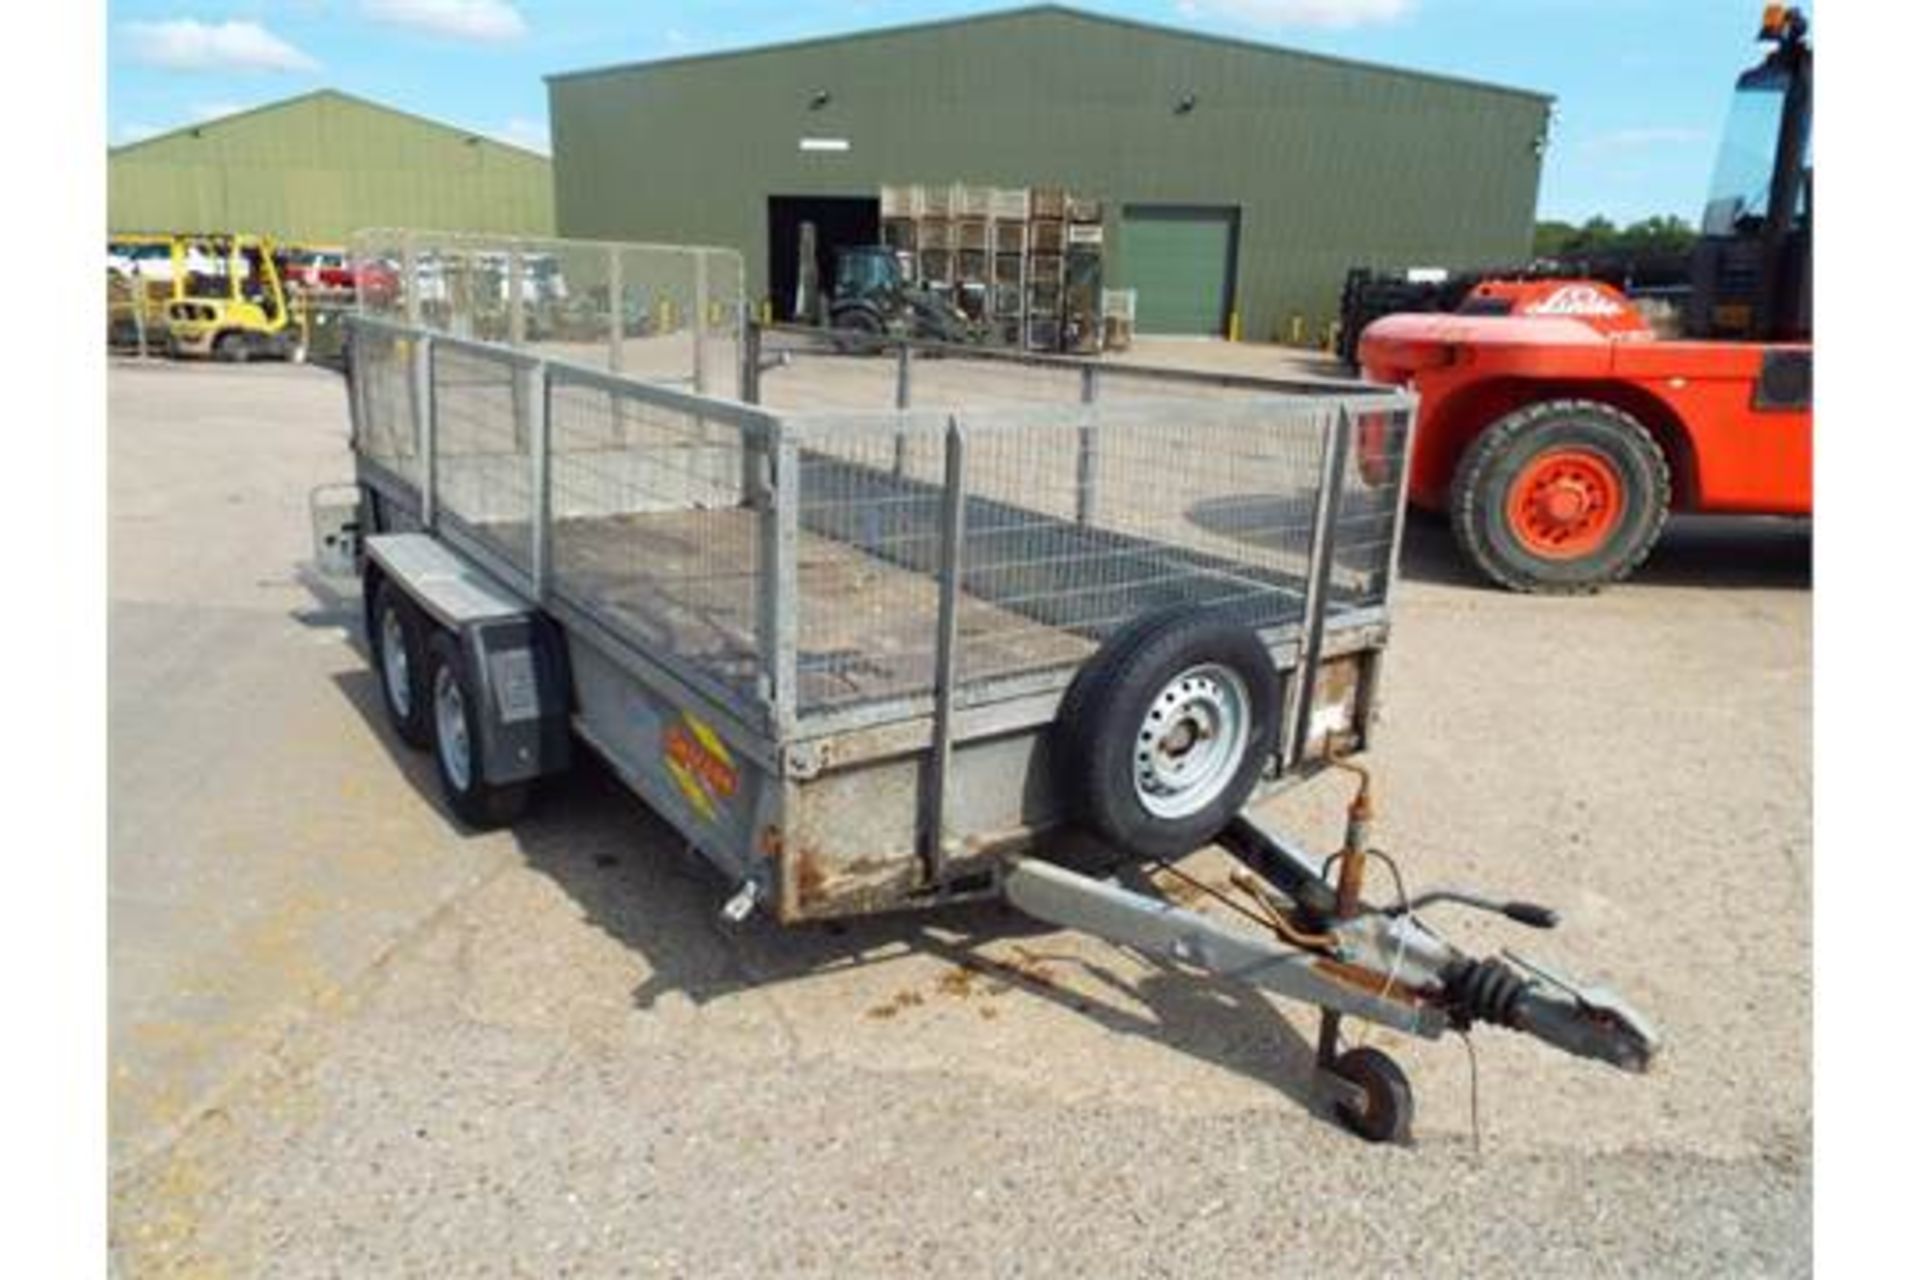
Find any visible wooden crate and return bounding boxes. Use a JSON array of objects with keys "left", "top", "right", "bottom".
[
  {"left": 952, "top": 184, "right": 993, "bottom": 218},
  {"left": 918, "top": 249, "right": 954, "bottom": 283},
  {"left": 955, "top": 220, "right": 990, "bottom": 251},
  {"left": 880, "top": 184, "right": 925, "bottom": 218},
  {"left": 956, "top": 250, "right": 989, "bottom": 283},
  {"left": 1030, "top": 186, "right": 1067, "bottom": 220},
  {"left": 990, "top": 187, "right": 1030, "bottom": 220},
  {"left": 917, "top": 219, "right": 953, "bottom": 250},
  {"left": 882, "top": 218, "right": 918, "bottom": 250},
  {"left": 1031, "top": 220, "right": 1065, "bottom": 254},
  {"left": 1066, "top": 194, "right": 1103, "bottom": 224}
]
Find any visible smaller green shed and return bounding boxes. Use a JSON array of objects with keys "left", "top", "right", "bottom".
[{"left": 108, "top": 90, "right": 554, "bottom": 245}]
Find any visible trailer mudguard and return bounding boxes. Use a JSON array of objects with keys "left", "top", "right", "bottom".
[{"left": 455, "top": 614, "right": 572, "bottom": 787}]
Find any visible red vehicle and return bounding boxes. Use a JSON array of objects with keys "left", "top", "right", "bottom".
[
  {"left": 280, "top": 246, "right": 399, "bottom": 301},
  {"left": 1360, "top": 6, "right": 1811, "bottom": 592}
]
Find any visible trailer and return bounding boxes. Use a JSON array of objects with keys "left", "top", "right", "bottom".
[{"left": 317, "top": 232, "right": 1657, "bottom": 1143}]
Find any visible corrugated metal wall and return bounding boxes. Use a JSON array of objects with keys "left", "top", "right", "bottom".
[
  {"left": 548, "top": 7, "right": 1549, "bottom": 340},
  {"left": 109, "top": 91, "right": 554, "bottom": 244}
]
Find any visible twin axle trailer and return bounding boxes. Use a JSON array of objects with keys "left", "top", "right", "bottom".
[{"left": 319, "top": 234, "right": 1656, "bottom": 1143}]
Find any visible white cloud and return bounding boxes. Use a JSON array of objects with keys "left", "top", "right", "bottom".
[
  {"left": 1175, "top": 0, "right": 1415, "bottom": 28},
  {"left": 189, "top": 102, "right": 250, "bottom": 123},
  {"left": 1584, "top": 126, "right": 1711, "bottom": 151},
  {"left": 492, "top": 117, "right": 550, "bottom": 154},
  {"left": 121, "top": 19, "right": 320, "bottom": 73},
  {"left": 361, "top": 1, "right": 527, "bottom": 42}
]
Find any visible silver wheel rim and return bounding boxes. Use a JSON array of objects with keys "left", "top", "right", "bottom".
[
  {"left": 1133, "top": 663, "right": 1251, "bottom": 820},
  {"left": 433, "top": 665, "right": 472, "bottom": 793},
  {"left": 380, "top": 608, "right": 411, "bottom": 719}
]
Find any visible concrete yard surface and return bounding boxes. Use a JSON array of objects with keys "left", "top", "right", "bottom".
[{"left": 108, "top": 350, "right": 1810, "bottom": 1276}]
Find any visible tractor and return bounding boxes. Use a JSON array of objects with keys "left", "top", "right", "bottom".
[
  {"left": 1359, "top": 5, "right": 1811, "bottom": 592},
  {"left": 824, "top": 245, "right": 982, "bottom": 351}
]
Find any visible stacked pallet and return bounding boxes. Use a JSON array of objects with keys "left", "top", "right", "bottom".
[{"left": 880, "top": 182, "right": 1106, "bottom": 351}]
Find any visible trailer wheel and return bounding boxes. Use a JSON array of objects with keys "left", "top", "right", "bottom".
[
  {"left": 424, "top": 631, "right": 531, "bottom": 829},
  {"left": 1450, "top": 399, "right": 1669, "bottom": 593},
  {"left": 1055, "top": 610, "right": 1279, "bottom": 861},
  {"left": 369, "top": 578, "right": 432, "bottom": 749},
  {"left": 1328, "top": 1046, "right": 1414, "bottom": 1144}
]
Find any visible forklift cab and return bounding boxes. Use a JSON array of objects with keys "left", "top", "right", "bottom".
[{"left": 1687, "top": 5, "right": 1811, "bottom": 341}]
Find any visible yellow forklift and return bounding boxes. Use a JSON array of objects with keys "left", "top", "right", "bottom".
[{"left": 148, "top": 233, "right": 303, "bottom": 362}]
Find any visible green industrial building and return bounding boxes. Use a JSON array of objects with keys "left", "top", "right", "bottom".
[
  {"left": 108, "top": 90, "right": 553, "bottom": 246},
  {"left": 547, "top": 5, "right": 1550, "bottom": 339}
]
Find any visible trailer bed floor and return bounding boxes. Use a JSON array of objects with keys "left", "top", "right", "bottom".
[{"left": 545, "top": 507, "right": 1095, "bottom": 709}]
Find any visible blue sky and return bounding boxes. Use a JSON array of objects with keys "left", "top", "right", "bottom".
[{"left": 106, "top": 0, "right": 1804, "bottom": 224}]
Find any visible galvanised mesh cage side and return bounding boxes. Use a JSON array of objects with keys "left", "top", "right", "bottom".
[
  {"left": 353, "top": 323, "right": 419, "bottom": 476},
  {"left": 544, "top": 365, "right": 766, "bottom": 705},
  {"left": 750, "top": 324, "right": 1368, "bottom": 417},
  {"left": 785, "top": 395, "right": 1352, "bottom": 716},
  {"left": 756, "top": 327, "right": 1089, "bottom": 412},
  {"left": 430, "top": 341, "right": 535, "bottom": 578},
  {"left": 350, "top": 230, "right": 745, "bottom": 396},
  {"left": 1328, "top": 404, "right": 1416, "bottom": 610}
]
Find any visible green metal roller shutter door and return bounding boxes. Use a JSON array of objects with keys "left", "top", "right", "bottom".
[{"left": 1120, "top": 206, "right": 1239, "bottom": 336}]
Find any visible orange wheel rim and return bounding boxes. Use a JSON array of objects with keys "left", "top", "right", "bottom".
[{"left": 1505, "top": 448, "right": 1624, "bottom": 559}]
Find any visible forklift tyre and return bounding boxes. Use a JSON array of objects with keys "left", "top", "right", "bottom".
[
  {"left": 369, "top": 576, "right": 433, "bottom": 749},
  {"left": 1450, "top": 399, "right": 1669, "bottom": 594},
  {"left": 1328, "top": 1046, "right": 1414, "bottom": 1144},
  {"left": 1055, "top": 609, "right": 1279, "bottom": 862},
  {"left": 213, "top": 331, "right": 250, "bottom": 363},
  {"left": 424, "top": 631, "right": 532, "bottom": 830}
]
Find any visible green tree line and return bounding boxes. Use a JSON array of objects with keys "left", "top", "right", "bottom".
[{"left": 1533, "top": 215, "right": 1697, "bottom": 259}]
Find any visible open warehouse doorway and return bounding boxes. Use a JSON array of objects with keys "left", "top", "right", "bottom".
[{"left": 767, "top": 195, "right": 881, "bottom": 321}]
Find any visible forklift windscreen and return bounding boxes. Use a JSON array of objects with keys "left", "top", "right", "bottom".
[{"left": 1701, "top": 72, "right": 1790, "bottom": 237}]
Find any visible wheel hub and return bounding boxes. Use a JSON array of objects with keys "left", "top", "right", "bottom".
[
  {"left": 1133, "top": 664, "right": 1252, "bottom": 820},
  {"left": 380, "top": 608, "right": 411, "bottom": 718},
  {"left": 433, "top": 666, "right": 472, "bottom": 793},
  {"left": 1506, "top": 448, "right": 1625, "bottom": 559}
]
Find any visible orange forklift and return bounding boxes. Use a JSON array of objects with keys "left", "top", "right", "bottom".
[{"left": 1360, "top": 5, "right": 1811, "bottom": 592}]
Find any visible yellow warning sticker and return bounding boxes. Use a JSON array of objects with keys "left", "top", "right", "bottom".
[{"left": 663, "top": 711, "right": 739, "bottom": 822}]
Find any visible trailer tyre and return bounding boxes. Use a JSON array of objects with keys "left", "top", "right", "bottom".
[
  {"left": 1328, "top": 1046, "right": 1414, "bottom": 1144},
  {"left": 1450, "top": 399, "right": 1669, "bottom": 593},
  {"left": 424, "top": 631, "right": 531, "bottom": 829},
  {"left": 369, "top": 578, "right": 432, "bottom": 749},
  {"left": 1055, "top": 610, "right": 1280, "bottom": 861}
]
